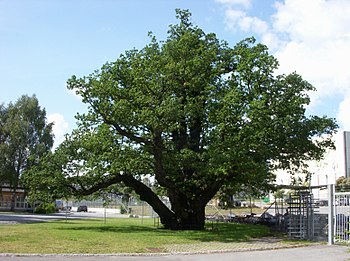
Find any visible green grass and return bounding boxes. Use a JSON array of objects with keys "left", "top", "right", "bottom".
[{"left": 0, "top": 218, "right": 273, "bottom": 254}]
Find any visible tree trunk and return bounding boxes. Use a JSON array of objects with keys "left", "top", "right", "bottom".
[
  {"left": 168, "top": 188, "right": 210, "bottom": 230},
  {"left": 10, "top": 190, "right": 16, "bottom": 211},
  {"left": 177, "top": 206, "right": 206, "bottom": 230},
  {"left": 154, "top": 199, "right": 206, "bottom": 230}
]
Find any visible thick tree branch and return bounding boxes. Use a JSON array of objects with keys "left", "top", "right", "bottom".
[
  {"left": 69, "top": 171, "right": 178, "bottom": 228},
  {"left": 153, "top": 130, "right": 175, "bottom": 188},
  {"left": 89, "top": 101, "right": 152, "bottom": 146},
  {"left": 108, "top": 120, "right": 151, "bottom": 145},
  {"left": 70, "top": 174, "right": 124, "bottom": 196},
  {"left": 121, "top": 175, "right": 178, "bottom": 229}
]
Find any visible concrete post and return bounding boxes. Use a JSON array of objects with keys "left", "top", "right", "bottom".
[{"left": 328, "top": 184, "right": 335, "bottom": 245}]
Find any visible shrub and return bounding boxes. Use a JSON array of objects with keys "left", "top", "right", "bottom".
[{"left": 34, "top": 203, "right": 56, "bottom": 214}]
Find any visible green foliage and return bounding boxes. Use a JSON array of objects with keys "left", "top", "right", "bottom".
[
  {"left": 119, "top": 205, "right": 128, "bottom": 214},
  {"left": 336, "top": 176, "right": 350, "bottom": 185},
  {"left": 30, "top": 9, "right": 337, "bottom": 229},
  {"left": 34, "top": 203, "right": 56, "bottom": 214},
  {"left": 23, "top": 151, "right": 72, "bottom": 202},
  {"left": 274, "top": 189, "right": 286, "bottom": 199},
  {"left": 0, "top": 95, "right": 54, "bottom": 209},
  {"left": 336, "top": 176, "right": 350, "bottom": 192}
]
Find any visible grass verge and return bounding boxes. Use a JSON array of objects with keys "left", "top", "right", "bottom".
[{"left": 0, "top": 218, "right": 273, "bottom": 254}]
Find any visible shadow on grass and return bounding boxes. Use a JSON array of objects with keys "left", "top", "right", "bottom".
[{"left": 56, "top": 220, "right": 273, "bottom": 243}]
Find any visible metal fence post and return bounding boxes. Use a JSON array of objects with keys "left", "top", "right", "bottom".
[{"left": 328, "top": 184, "right": 335, "bottom": 245}]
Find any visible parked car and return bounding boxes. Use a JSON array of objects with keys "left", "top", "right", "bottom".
[
  {"left": 318, "top": 199, "right": 328, "bottom": 207},
  {"left": 62, "top": 206, "right": 72, "bottom": 212},
  {"left": 77, "top": 206, "right": 88, "bottom": 212}
]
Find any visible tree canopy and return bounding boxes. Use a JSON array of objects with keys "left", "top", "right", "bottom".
[
  {"left": 0, "top": 95, "right": 54, "bottom": 210},
  {"left": 26, "top": 9, "right": 337, "bottom": 229}
]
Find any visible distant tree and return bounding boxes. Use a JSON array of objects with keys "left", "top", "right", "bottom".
[
  {"left": 0, "top": 103, "right": 9, "bottom": 186},
  {"left": 30, "top": 9, "right": 337, "bottom": 230},
  {"left": 274, "top": 189, "right": 286, "bottom": 200},
  {"left": 336, "top": 176, "right": 350, "bottom": 185},
  {"left": 0, "top": 95, "right": 54, "bottom": 210},
  {"left": 335, "top": 176, "right": 350, "bottom": 192}
]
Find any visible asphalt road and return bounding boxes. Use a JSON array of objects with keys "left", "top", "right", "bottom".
[
  {"left": 0, "top": 245, "right": 349, "bottom": 261},
  {"left": 0, "top": 211, "right": 126, "bottom": 224}
]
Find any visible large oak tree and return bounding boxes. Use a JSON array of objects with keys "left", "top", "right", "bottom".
[{"left": 27, "top": 10, "right": 337, "bottom": 229}]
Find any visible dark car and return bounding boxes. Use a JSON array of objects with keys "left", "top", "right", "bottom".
[{"left": 77, "top": 206, "right": 88, "bottom": 212}]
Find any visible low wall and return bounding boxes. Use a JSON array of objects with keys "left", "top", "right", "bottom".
[{"left": 71, "top": 207, "right": 121, "bottom": 214}]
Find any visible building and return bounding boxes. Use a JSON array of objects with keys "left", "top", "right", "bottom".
[
  {"left": 274, "top": 131, "right": 347, "bottom": 199},
  {"left": 344, "top": 131, "right": 350, "bottom": 178},
  {"left": 0, "top": 183, "right": 28, "bottom": 210}
]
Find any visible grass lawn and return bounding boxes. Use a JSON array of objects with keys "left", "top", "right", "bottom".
[{"left": 0, "top": 218, "right": 273, "bottom": 254}]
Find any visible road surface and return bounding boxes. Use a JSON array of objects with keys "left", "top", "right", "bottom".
[{"left": 0, "top": 245, "right": 349, "bottom": 261}]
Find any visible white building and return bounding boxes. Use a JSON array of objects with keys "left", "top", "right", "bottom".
[{"left": 274, "top": 131, "right": 347, "bottom": 199}]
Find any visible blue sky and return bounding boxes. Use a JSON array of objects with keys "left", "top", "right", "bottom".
[{"left": 1, "top": 0, "right": 350, "bottom": 149}]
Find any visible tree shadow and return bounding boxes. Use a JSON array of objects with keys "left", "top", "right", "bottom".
[{"left": 56, "top": 221, "right": 273, "bottom": 243}]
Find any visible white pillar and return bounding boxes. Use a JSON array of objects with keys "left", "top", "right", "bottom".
[{"left": 328, "top": 184, "right": 335, "bottom": 245}]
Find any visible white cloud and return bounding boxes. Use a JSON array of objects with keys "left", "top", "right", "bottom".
[
  {"left": 271, "top": 0, "right": 350, "bottom": 104},
  {"left": 219, "top": 0, "right": 350, "bottom": 126},
  {"left": 272, "top": 0, "right": 350, "bottom": 44},
  {"left": 223, "top": 8, "right": 269, "bottom": 35},
  {"left": 337, "top": 94, "right": 350, "bottom": 131},
  {"left": 48, "top": 113, "right": 69, "bottom": 149},
  {"left": 215, "top": 0, "right": 251, "bottom": 9}
]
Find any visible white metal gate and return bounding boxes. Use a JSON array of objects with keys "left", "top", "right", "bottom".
[
  {"left": 334, "top": 192, "right": 350, "bottom": 243},
  {"left": 287, "top": 191, "right": 317, "bottom": 240}
]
